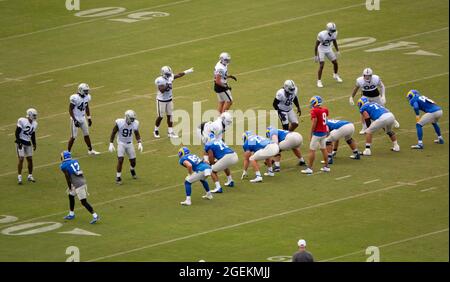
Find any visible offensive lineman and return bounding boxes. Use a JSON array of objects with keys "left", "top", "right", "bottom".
[
  {"left": 349, "top": 68, "right": 400, "bottom": 134},
  {"left": 15, "top": 108, "right": 38, "bottom": 184},
  {"left": 266, "top": 126, "right": 306, "bottom": 171},
  {"left": 214, "top": 52, "right": 237, "bottom": 113},
  {"left": 109, "top": 110, "right": 143, "bottom": 185},
  {"left": 67, "top": 83, "right": 100, "bottom": 155},
  {"left": 272, "top": 80, "right": 302, "bottom": 131},
  {"left": 153, "top": 66, "right": 194, "bottom": 139},
  {"left": 325, "top": 119, "right": 360, "bottom": 164},
  {"left": 314, "top": 22, "right": 343, "bottom": 88}
]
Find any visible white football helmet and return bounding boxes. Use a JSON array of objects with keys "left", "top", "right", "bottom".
[
  {"left": 160, "top": 66, "right": 173, "bottom": 79},
  {"left": 363, "top": 68, "right": 373, "bottom": 81},
  {"left": 283, "top": 80, "right": 296, "bottom": 93},
  {"left": 77, "top": 83, "right": 90, "bottom": 96},
  {"left": 326, "top": 22, "right": 337, "bottom": 33},
  {"left": 26, "top": 108, "right": 38, "bottom": 120},
  {"left": 125, "top": 110, "right": 137, "bottom": 125},
  {"left": 220, "top": 111, "right": 233, "bottom": 129},
  {"left": 219, "top": 52, "right": 231, "bottom": 65}
]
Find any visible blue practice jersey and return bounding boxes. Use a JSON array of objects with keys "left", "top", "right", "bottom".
[
  {"left": 326, "top": 119, "right": 350, "bottom": 131},
  {"left": 204, "top": 139, "right": 234, "bottom": 160},
  {"left": 243, "top": 135, "right": 272, "bottom": 152},
  {"left": 409, "top": 95, "right": 441, "bottom": 115},
  {"left": 179, "top": 154, "right": 210, "bottom": 172},
  {"left": 360, "top": 102, "right": 389, "bottom": 120},
  {"left": 267, "top": 128, "right": 289, "bottom": 142},
  {"left": 60, "top": 159, "right": 86, "bottom": 188}
]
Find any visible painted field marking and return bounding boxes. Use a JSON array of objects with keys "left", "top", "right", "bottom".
[
  {"left": 59, "top": 140, "right": 67, "bottom": 143},
  {"left": 364, "top": 179, "right": 380, "bottom": 185},
  {"left": 36, "top": 79, "right": 53, "bottom": 85},
  {"left": 0, "top": 0, "right": 192, "bottom": 41},
  {"left": 116, "top": 89, "right": 131, "bottom": 94},
  {"left": 335, "top": 175, "right": 352, "bottom": 181},
  {"left": 86, "top": 173, "right": 449, "bottom": 261},
  {"left": 396, "top": 182, "right": 417, "bottom": 186},
  {"left": 90, "top": 86, "right": 105, "bottom": 90},
  {"left": 420, "top": 187, "right": 437, "bottom": 192},
  {"left": 320, "top": 228, "right": 449, "bottom": 262},
  {"left": 194, "top": 99, "right": 208, "bottom": 103},
  {"left": 64, "top": 82, "right": 79, "bottom": 88},
  {"left": 168, "top": 154, "right": 178, "bottom": 158},
  {"left": 7, "top": 133, "right": 13, "bottom": 136},
  {"left": 92, "top": 142, "right": 104, "bottom": 146},
  {"left": 37, "top": 134, "right": 51, "bottom": 140},
  {"left": 141, "top": 149, "right": 158, "bottom": 155}
]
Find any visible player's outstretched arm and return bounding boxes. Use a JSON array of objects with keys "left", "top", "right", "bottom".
[
  {"left": 228, "top": 75, "right": 237, "bottom": 81},
  {"left": 174, "top": 67, "right": 194, "bottom": 79}
]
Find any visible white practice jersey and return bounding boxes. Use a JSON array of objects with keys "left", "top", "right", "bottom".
[
  {"left": 155, "top": 75, "right": 174, "bottom": 102},
  {"left": 214, "top": 61, "right": 228, "bottom": 85},
  {"left": 70, "top": 94, "right": 91, "bottom": 121},
  {"left": 115, "top": 118, "right": 139, "bottom": 144},
  {"left": 17, "top": 117, "right": 38, "bottom": 143},
  {"left": 356, "top": 75, "right": 383, "bottom": 97},
  {"left": 275, "top": 87, "right": 298, "bottom": 112},
  {"left": 317, "top": 30, "right": 338, "bottom": 52},
  {"left": 203, "top": 118, "right": 225, "bottom": 141}
]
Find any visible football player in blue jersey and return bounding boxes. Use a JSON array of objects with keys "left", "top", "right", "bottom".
[
  {"left": 241, "top": 131, "right": 280, "bottom": 183},
  {"left": 204, "top": 134, "right": 239, "bottom": 193},
  {"left": 266, "top": 127, "right": 305, "bottom": 172},
  {"left": 325, "top": 119, "right": 360, "bottom": 164},
  {"left": 60, "top": 151, "right": 99, "bottom": 224},
  {"left": 358, "top": 97, "right": 400, "bottom": 155},
  {"left": 407, "top": 90, "right": 444, "bottom": 149},
  {"left": 178, "top": 147, "right": 213, "bottom": 206}
]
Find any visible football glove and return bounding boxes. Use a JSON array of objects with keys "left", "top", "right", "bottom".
[
  {"left": 88, "top": 118, "right": 92, "bottom": 127},
  {"left": 33, "top": 144, "right": 36, "bottom": 151},
  {"left": 297, "top": 108, "right": 302, "bottom": 116},
  {"left": 183, "top": 67, "right": 194, "bottom": 75},
  {"left": 229, "top": 75, "right": 237, "bottom": 81},
  {"left": 74, "top": 120, "right": 81, "bottom": 127},
  {"left": 108, "top": 143, "right": 115, "bottom": 152},
  {"left": 17, "top": 142, "right": 23, "bottom": 150},
  {"left": 349, "top": 96, "right": 355, "bottom": 106},
  {"left": 138, "top": 142, "right": 143, "bottom": 152}
]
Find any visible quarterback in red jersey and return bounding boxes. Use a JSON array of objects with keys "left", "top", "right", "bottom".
[{"left": 301, "top": 96, "right": 330, "bottom": 174}]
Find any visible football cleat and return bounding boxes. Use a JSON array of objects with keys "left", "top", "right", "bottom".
[
  {"left": 153, "top": 130, "right": 160, "bottom": 138},
  {"left": 27, "top": 175, "right": 35, "bottom": 182},
  {"left": 317, "top": 80, "right": 324, "bottom": 88},
  {"left": 394, "top": 120, "right": 400, "bottom": 128},
  {"left": 434, "top": 138, "right": 445, "bottom": 144},
  {"left": 411, "top": 144, "right": 424, "bottom": 149},
  {"left": 90, "top": 215, "right": 99, "bottom": 224},
  {"left": 168, "top": 132, "right": 179, "bottom": 138},
  {"left": 273, "top": 166, "right": 281, "bottom": 172},
  {"left": 88, "top": 150, "right": 100, "bottom": 155},
  {"left": 298, "top": 159, "right": 306, "bottom": 166},
  {"left": 320, "top": 166, "right": 331, "bottom": 172},
  {"left": 131, "top": 170, "right": 137, "bottom": 179},
  {"left": 224, "top": 180, "right": 234, "bottom": 187},
  {"left": 333, "top": 73, "right": 343, "bottom": 83},
  {"left": 64, "top": 214, "right": 75, "bottom": 220},
  {"left": 116, "top": 177, "right": 122, "bottom": 185},
  {"left": 301, "top": 168, "right": 313, "bottom": 174},
  {"left": 391, "top": 145, "right": 400, "bottom": 152},
  {"left": 211, "top": 187, "right": 223, "bottom": 193},
  {"left": 18, "top": 175, "right": 22, "bottom": 185},
  {"left": 180, "top": 199, "right": 192, "bottom": 206},
  {"left": 250, "top": 176, "right": 263, "bottom": 183},
  {"left": 350, "top": 152, "right": 361, "bottom": 159},
  {"left": 202, "top": 192, "right": 213, "bottom": 200},
  {"left": 363, "top": 148, "right": 372, "bottom": 156},
  {"left": 359, "top": 129, "right": 366, "bottom": 135},
  {"left": 264, "top": 171, "right": 275, "bottom": 177}
]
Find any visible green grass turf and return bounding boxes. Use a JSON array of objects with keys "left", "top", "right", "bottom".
[{"left": 0, "top": 0, "right": 448, "bottom": 261}]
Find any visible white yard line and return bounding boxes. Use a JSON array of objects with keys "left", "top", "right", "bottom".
[
  {"left": 64, "top": 82, "right": 79, "bottom": 88},
  {"left": 141, "top": 149, "right": 158, "bottom": 155},
  {"left": 168, "top": 154, "right": 179, "bottom": 158},
  {"left": 36, "top": 134, "right": 51, "bottom": 140},
  {"left": 90, "top": 86, "right": 105, "bottom": 91},
  {"left": 335, "top": 175, "right": 352, "bottom": 181},
  {"left": 420, "top": 187, "right": 437, "bottom": 192},
  {"left": 0, "top": 0, "right": 192, "bottom": 41},
  {"left": 36, "top": 79, "right": 53, "bottom": 85},
  {"left": 194, "top": 99, "right": 209, "bottom": 103},
  {"left": 92, "top": 142, "right": 104, "bottom": 146},
  {"left": 364, "top": 179, "right": 380, "bottom": 185},
  {"left": 86, "top": 173, "right": 449, "bottom": 261},
  {"left": 115, "top": 89, "right": 131, "bottom": 94},
  {"left": 320, "top": 228, "right": 449, "bottom": 262}
]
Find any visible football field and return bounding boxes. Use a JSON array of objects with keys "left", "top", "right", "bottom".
[{"left": 0, "top": 0, "right": 448, "bottom": 262}]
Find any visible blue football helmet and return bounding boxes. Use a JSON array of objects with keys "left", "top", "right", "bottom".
[
  {"left": 407, "top": 89, "right": 420, "bottom": 100},
  {"left": 178, "top": 147, "right": 190, "bottom": 158},
  {"left": 61, "top": 151, "right": 72, "bottom": 161},
  {"left": 357, "top": 96, "right": 369, "bottom": 108},
  {"left": 242, "top": 131, "right": 253, "bottom": 143},
  {"left": 266, "top": 127, "right": 274, "bottom": 138},
  {"left": 309, "top": 95, "right": 323, "bottom": 108}
]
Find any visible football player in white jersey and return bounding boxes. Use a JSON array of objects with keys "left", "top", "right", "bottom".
[
  {"left": 109, "top": 110, "right": 143, "bottom": 185},
  {"left": 197, "top": 112, "right": 233, "bottom": 144},
  {"left": 15, "top": 108, "right": 38, "bottom": 184},
  {"left": 154, "top": 65, "right": 194, "bottom": 139},
  {"left": 214, "top": 52, "right": 237, "bottom": 113},
  {"left": 314, "top": 22, "right": 342, "bottom": 88},
  {"left": 67, "top": 83, "right": 100, "bottom": 155},
  {"left": 272, "top": 80, "right": 301, "bottom": 131},
  {"left": 349, "top": 68, "right": 400, "bottom": 134}
]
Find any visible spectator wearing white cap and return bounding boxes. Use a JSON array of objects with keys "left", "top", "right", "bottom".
[{"left": 292, "top": 239, "right": 314, "bottom": 262}]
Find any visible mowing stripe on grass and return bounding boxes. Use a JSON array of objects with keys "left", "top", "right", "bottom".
[
  {"left": 320, "top": 228, "right": 449, "bottom": 262},
  {"left": 86, "top": 173, "right": 449, "bottom": 261}
]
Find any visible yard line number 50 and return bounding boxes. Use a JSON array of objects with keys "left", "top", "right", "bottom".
[{"left": 74, "top": 7, "right": 169, "bottom": 23}]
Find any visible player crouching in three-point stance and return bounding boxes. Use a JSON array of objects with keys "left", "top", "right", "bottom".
[
  {"left": 67, "top": 83, "right": 100, "bottom": 155},
  {"left": 154, "top": 66, "right": 194, "bottom": 139},
  {"left": 15, "top": 108, "right": 38, "bottom": 184},
  {"left": 266, "top": 126, "right": 305, "bottom": 172},
  {"left": 241, "top": 131, "right": 280, "bottom": 183},
  {"left": 214, "top": 52, "right": 237, "bottom": 114},
  {"left": 314, "top": 22, "right": 342, "bottom": 88},
  {"left": 406, "top": 90, "right": 444, "bottom": 149},
  {"left": 324, "top": 119, "right": 360, "bottom": 164},
  {"left": 109, "top": 110, "right": 143, "bottom": 185},
  {"left": 301, "top": 96, "right": 330, "bottom": 174},
  {"left": 273, "top": 80, "right": 301, "bottom": 131},
  {"left": 358, "top": 97, "right": 400, "bottom": 155},
  {"left": 60, "top": 151, "right": 99, "bottom": 224},
  {"left": 204, "top": 133, "right": 238, "bottom": 193},
  {"left": 178, "top": 147, "right": 213, "bottom": 206}
]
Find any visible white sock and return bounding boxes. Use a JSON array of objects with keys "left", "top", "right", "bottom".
[
  {"left": 274, "top": 161, "right": 280, "bottom": 167},
  {"left": 268, "top": 167, "right": 273, "bottom": 173},
  {"left": 92, "top": 213, "right": 98, "bottom": 218},
  {"left": 154, "top": 126, "right": 159, "bottom": 131},
  {"left": 186, "top": 196, "right": 191, "bottom": 202},
  {"left": 227, "top": 175, "right": 233, "bottom": 182},
  {"left": 28, "top": 174, "right": 32, "bottom": 178},
  {"left": 418, "top": 140, "right": 423, "bottom": 145},
  {"left": 69, "top": 211, "right": 75, "bottom": 216},
  {"left": 255, "top": 171, "right": 261, "bottom": 177},
  {"left": 215, "top": 181, "right": 221, "bottom": 189},
  {"left": 300, "top": 157, "right": 305, "bottom": 162},
  {"left": 168, "top": 127, "right": 174, "bottom": 133},
  {"left": 116, "top": 172, "right": 121, "bottom": 178},
  {"left": 18, "top": 175, "right": 22, "bottom": 180},
  {"left": 393, "top": 141, "right": 398, "bottom": 146}
]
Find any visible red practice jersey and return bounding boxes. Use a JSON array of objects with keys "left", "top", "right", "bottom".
[{"left": 310, "top": 106, "right": 329, "bottom": 133}]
